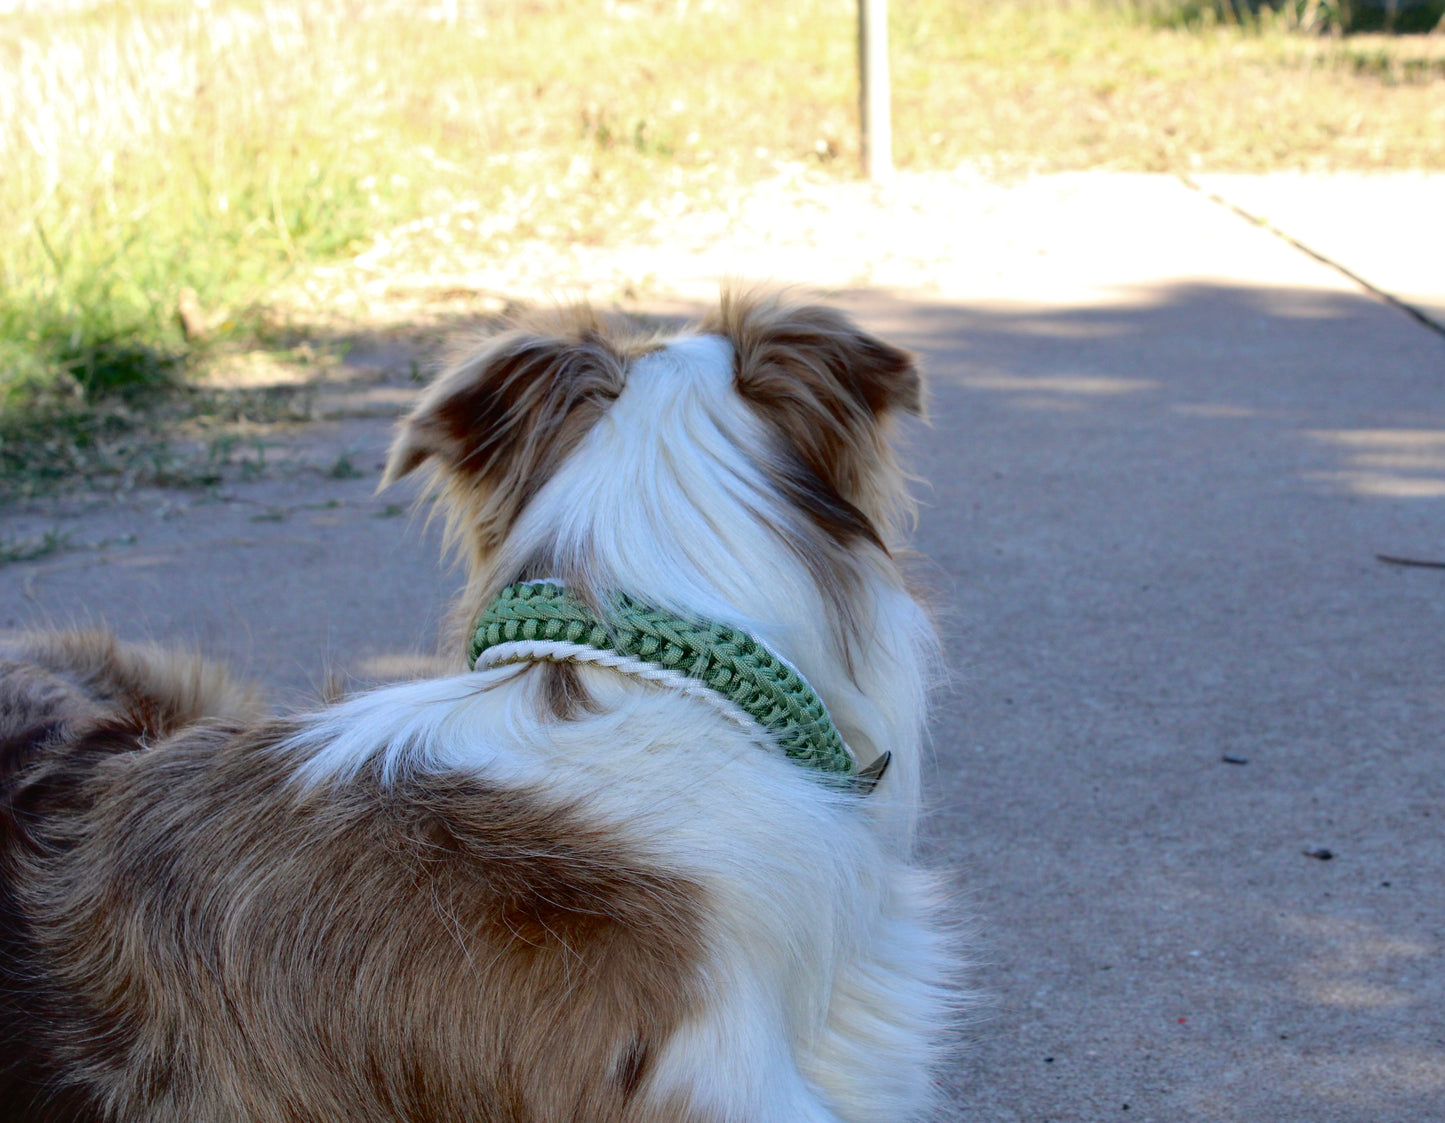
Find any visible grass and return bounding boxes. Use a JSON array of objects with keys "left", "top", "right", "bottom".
[
  {"left": 0, "top": 526, "right": 143, "bottom": 566},
  {"left": 0, "top": 528, "right": 73, "bottom": 565},
  {"left": 892, "top": 1, "right": 1445, "bottom": 171},
  {"left": 1137, "top": 0, "right": 1445, "bottom": 34},
  {"left": 1, "top": 0, "right": 1442, "bottom": 497},
  {"left": 0, "top": 380, "right": 317, "bottom": 502}
]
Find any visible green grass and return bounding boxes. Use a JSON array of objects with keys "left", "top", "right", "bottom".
[
  {"left": 1, "top": 0, "right": 1442, "bottom": 496},
  {"left": 0, "top": 379, "right": 317, "bottom": 502},
  {"left": 0, "top": 527, "right": 140, "bottom": 566},
  {"left": 0, "top": 528, "right": 73, "bottom": 565},
  {"left": 1134, "top": 0, "right": 1445, "bottom": 33},
  {"left": 1, "top": 2, "right": 428, "bottom": 411}
]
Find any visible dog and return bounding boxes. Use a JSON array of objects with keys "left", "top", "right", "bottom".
[{"left": 0, "top": 290, "right": 960, "bottom": 1122}]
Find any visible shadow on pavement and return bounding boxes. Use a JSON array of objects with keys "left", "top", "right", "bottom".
[{"left": 840, "top": 283, "right": 1443, "bottom": 1122}]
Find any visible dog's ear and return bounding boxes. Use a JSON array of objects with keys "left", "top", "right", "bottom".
[
  {"left": 706, "top": 291, "right": 922, "bottom": 541},
  {"left": 384, "top": 322, "right": 625, "bottom": 547}
]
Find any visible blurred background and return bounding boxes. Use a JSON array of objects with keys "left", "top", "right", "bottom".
[{"left": 1, "top": 0, "right": 1442, "bottom": 500}]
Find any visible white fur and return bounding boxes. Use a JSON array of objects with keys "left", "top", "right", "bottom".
[{"left": 284, "top": 331, "right": 958, "bottom": 1121}]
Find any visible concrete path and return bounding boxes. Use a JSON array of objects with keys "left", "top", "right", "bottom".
[
  {"left": 2, "top": 172, "right": 1442, "bottom": 1121},
  {"left": 1190, "top": 171, "right": 1445, "bottom": 326}
]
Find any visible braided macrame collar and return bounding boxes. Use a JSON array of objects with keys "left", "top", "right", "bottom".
[{"left": 468, "top": 582, "right": 888, "bottom": 792}]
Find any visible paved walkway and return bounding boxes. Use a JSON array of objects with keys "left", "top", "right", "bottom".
[{"left": 2, "top": 172, "right": 1442, "bottom": 1121}]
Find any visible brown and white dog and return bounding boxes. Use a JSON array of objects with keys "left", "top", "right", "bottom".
[{"left": 0, "top": 291, "right": 961, "bottom": 1122}]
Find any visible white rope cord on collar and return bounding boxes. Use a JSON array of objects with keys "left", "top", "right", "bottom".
[{"left": 473, "top": 638, "right": 771, "bottom": 741}]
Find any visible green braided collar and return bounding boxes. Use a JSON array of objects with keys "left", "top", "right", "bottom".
[{"left": 468, "top": 582, "right": 860, "bottom": 784}]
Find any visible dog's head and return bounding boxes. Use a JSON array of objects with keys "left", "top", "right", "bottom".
[{"left": 384, "top": 290, "right": 923, "bottom": 638}]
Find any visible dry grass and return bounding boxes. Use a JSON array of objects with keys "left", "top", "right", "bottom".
[
  {"left": 0, "top": 0, "right": 862, "bottom": 402},
  {"left": 0, "top": 0, "right": 1441, "bottom": 492},
  {"left": 895, "top": 4, "right": 1445, "bottom": 172}
]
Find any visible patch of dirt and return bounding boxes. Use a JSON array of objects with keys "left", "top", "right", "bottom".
[{"left": 268, "top": 162, "right": 1024, "bottom": 332}]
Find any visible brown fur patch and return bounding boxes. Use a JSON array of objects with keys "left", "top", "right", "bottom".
[
  {"left": 0, "top": 630, "right": 263, "bottom": 744},
  {"left": 703, "top": 289, "right": 923, "bottom": 550},
  {"left": 5, "top": 715, "right": 710, "bottom": 1121},
  {"left": 0, "top": 661, "right": 95, "bottom": 776},
  {"left": 0, "top": 634, "right": 266, "bottom": 1121},
  {"left": 383, "top": 307, "right": 637, "bottom": 570},
  {"left": 0, "top": 716, "right": 151, "bottom": 1122},
  {"left": 540, "top": 661, "right": 608, "bottom": 721}
]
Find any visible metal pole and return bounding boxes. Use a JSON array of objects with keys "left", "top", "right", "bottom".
[{"left": 858, "top": 0, "right": 893, "bottom": 183}]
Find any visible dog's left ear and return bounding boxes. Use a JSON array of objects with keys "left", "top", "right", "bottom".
[{"left": 383, "top": 322, "right": 625, "bottom": 547}]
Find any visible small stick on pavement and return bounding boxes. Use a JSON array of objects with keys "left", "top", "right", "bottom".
[{"left": 1376, "top": 553, "right": 1445, "bottom": 570}]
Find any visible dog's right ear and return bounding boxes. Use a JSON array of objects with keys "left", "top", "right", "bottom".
[{"left": 384, "top": 322, "right": 625, "bottom": 548}]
